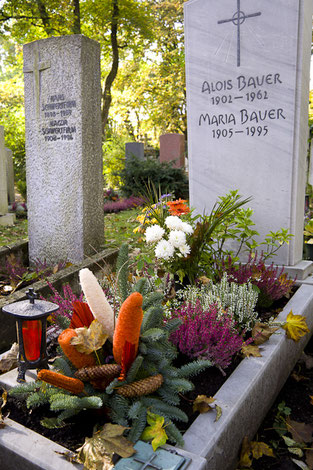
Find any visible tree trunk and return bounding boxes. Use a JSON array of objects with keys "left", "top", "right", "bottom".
[
  {"left": 72, "top": 0, "right": 81, "bottom": 34},
  {"left": 101, "top": 0, "right": 119, "bottom": 139},
  {"left": 35, "top": 0, "right": 54, "bottom": 35}
]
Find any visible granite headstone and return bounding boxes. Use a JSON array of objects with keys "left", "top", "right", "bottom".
[
  {"left": 125, "top": 142, "right": 144, "bottom": 160},
  {"left": 159, "top": 133, "right": 185, "bottom": 168},
  {"left": 185, "top": 0, "right": 312, "bottom": 268},
  {"left": 23, "top": 35, "right": 104, "bottom": 265}
]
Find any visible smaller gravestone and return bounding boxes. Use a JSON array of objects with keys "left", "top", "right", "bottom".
[
  {"left": 125, "top": 142, "right": 144, "bottom": 160},
  {"left": 6, "top": 148, "right": 15, "bottom": 204},
  {"left": 0, "top": 127, "right": 15, "bottom": 226},
  {"left": 159, "top": 133, "right": 185, "bottom": 168}
]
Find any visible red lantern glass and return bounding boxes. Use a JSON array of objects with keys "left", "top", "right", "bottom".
[{"left": 22, "top": 320, "right": 42, "bottom": 361}]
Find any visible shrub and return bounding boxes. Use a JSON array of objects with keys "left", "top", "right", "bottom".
[
  {"left": 168, "top": 300, "right": 245, "bottom": 370},
  {"left": 119, "top": 155, "right": 189, "bottom": 199}
]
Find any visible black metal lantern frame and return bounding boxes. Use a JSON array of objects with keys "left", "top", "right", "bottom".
[{"left": 2, "top": 288, "right": 59, "bottom": 382}]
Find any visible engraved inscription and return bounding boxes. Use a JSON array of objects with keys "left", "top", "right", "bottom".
[{"left": 41, "top": 94, "right": 77, "bottom": 142}]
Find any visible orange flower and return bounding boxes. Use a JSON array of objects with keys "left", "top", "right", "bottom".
[{"left": 166, "top": 199, "right": 190, "bottom": 216}]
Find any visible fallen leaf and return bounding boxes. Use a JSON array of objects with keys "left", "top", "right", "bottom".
[
  {"left": 241, "top": 344, "right": 262, "bottom": 358},
  {"left": 71, "top": 320, "right": 108, "bottom": 354},
  {"left": 215, "top": 405, "right": 222, "bottom": 422},
  {"left": 289, "top": 448, "right": 304, "bottom": 458},
  {"left": 193, "top": 395, "right": 216, "bottom": 413},
  {"left": 238, "top": 436, "right": 252, "bottom": 468},
  {"left": 54, "top": 450, "right": 80, "bottom": 463},
  {"left": 282, "top": 311, "right": 310, "bottom": 342},
  {"left": 292, "top": 458, "right": 310, "bottom": 470},
  {"left": 198, "top": 276, "right": 211, "bottom": 285},
  {"left": 250, "top": 441, "right": 275, "bottom": 459},
  {"left": 291, "top": 372, "right": 308, "bottom": 382},
  {"left": 77, "top": 423, "right": 135, "bottom": 470},
  {"left": 252, "top": 323, "right": 279, "bottom": 345},
  {"left": 0, "top": 343, "right": 19, "bottom": 373},
  {"left": 287, "top": 418, "right": 313, "bottom": 444},
  {"left": 141, "top": 411, "right": 168, "bottom": 451},
  {"left": 0, "top": 390, "right": 7, "bottom": 428}
]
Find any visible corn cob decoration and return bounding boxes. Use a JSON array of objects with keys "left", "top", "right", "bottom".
[
  {"left": 37, "top": 369, "right": 84, "bottom": 395},
  {"left": 79, "top": 268, "right": 115, "bottom": 340},
  {"left": 58, "top": 328, "right": 95, "bottom": 369},
  {"left": 113, "top": 292, "right": 143, "bottom": 365},
  {"left": 116, "top": 374, "right": 163, "bottom": 398},
  {"left": 74, "top": 364, "right": 121, "bottom": 381}
]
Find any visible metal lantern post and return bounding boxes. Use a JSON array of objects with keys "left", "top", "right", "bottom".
[{"left": 2, "top": 288, "right": 59, "bottom": 382}]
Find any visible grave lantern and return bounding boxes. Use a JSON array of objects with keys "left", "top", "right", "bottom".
[{"left": 2, "top": 288, "right": 59, "bottom": 382}]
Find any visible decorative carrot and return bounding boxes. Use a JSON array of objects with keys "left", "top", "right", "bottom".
[
  {"left": 37, "top": 369, "right": 84, "bottom": 395},
  {"left": 113, "top": 292, "right": 143, "bottom": 365},
  {"left": 58, "top": 328, "right": 95, "bottom": 369}
]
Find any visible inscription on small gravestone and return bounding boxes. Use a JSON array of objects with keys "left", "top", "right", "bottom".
[{"left": 185, "top": 0, "right": 312, "bottom": 268}]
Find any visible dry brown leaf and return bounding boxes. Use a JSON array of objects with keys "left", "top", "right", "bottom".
[
  {"left": 0, "top": 390, "right": 7, "bottom": 428},
  {"left": 241, "top": 344, "right": 262, "bottom": 358},
  {"left": 77, "top": 424, "right": 135, "bottom": 470},
  {"left": 215, "top": 405, "right": 222, "bottom": 422},
  {"left": 198, "top": 276, "right": 211, "bottom": 285},
  {"left": 192, "top": 395, "right": 215, "bottom": 413},
  {"left": 287, "top": 418, "right": 313, "bottom": 444},
  {"left": 0, "top": 343, "right": 19, "bottom": 373},
  {"left": 71, "top": 320, "right": 108, "bottom": 354},
  {"left": 238, "top": 436, "right": 253, "bottom": 468},
  {"left": 291, "top": 372, "right": 309, "bottom": 382},
  {"left": 252, "top": 323, "right": 279, "bottom": 345}
]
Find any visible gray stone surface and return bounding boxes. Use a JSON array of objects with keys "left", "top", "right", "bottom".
[
  {"left": 5, "top": 147, "right": 15, "bottom": 204},
  {"left": 23, "top": 35, "right": 104, "bottom": 265},
  {"left": 181, "top": 284, "right": 313, "bottom": 469},
  {"left": 159, "top": 133, "right": 185, "bottom": 168},
  {"left": 125, "top": 142, "right": 144, "bottom": 160},
  {"left": 185, "top": 0, "right": 312, "bottom": 266}
]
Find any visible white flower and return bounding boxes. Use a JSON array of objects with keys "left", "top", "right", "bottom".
[
  {"left": 180, "top": 222, "right": 193, "bottom": 235},
  {"left": 179, "top": 244, "right": 191, "bottom": 256},
  {"left": 145, "top": 225, "right": 165, "bottom": 243},
  {"left": 155, "top": 239, "right": 175, "bottom": 260},
  {"left": 165, "top": 216, "right": 183, "bottom": 231},
  {"left": 168, "top": 230, "right": 186, "bottom": 248}
]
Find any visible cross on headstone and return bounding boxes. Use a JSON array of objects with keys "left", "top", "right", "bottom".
[
  {"left": 133, "top": 454, "right": 162, "bottom": 470},
  {"left": 23, "top": 44, "right": 51, "bottom": 118},
  {"left": 218, "top": 0, "right": 261, "bottom": 66}
]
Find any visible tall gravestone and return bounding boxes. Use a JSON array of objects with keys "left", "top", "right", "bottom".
[
  {"left": 185, "top": 0, "right": 312, "bottom": 271},
  {"left": 23, "top": 35, "right": 104, "bottom": 265}
]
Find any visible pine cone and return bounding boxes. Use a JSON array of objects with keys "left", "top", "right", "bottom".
[
  {"left": 74, "top": 364, "right": 121, "bottom": 381},
  {"left": 116, "top": 374, "right": 163, "bottom": 398}
]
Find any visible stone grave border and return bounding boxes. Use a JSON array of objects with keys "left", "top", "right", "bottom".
[{"left": 1, "top": 284, "right": 313, "bottom": 469}]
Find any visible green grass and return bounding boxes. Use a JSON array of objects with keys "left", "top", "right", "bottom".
[
  {"left": 0, "top": 208, "right": 147, "bottom": 251},
  {"left": 0, "top": 218, "right": 28, "bottom": 247}
]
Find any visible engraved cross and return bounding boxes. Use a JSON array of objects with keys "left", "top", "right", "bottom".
[
  {"left": 218, "top": 0, "right": 261, "bottom": 67},
  {"left": 23, "top": 45, "right": 51, "bottom": 118}
]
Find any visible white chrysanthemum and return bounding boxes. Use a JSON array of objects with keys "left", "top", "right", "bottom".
[
  {"left": 168, "top": 230, "right": 186, "bottom": 248},
  {"left": 165, "top": 216, "right": 183, "bottom": 231},
  {"left": 155, "top": 239, "right": 175, "bottom": 260},
  {"left": 145, "top": 225, "right": 165, "bottom": 243},
  {"left": 179, "top": 244, "right": 191, "bottom": 256},
  {"left": 180, "top": 222, "right": 193, "bottom": 235}
]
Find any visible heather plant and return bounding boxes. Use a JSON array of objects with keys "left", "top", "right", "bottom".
[
  {"left": 224, "top": 254, "right": 295, "bottom": 308},
  {"left": 168, "top": 300, "right": 246, "bottom": 370},
  {"left": 43, "top": 282, "right": 83, "bottom": 323},
  {"left": 103, "top": 196, "right": 144, "bottom": 214},
  {"left": 173, "top": 273, "right": 259, "bottom": 331}
]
